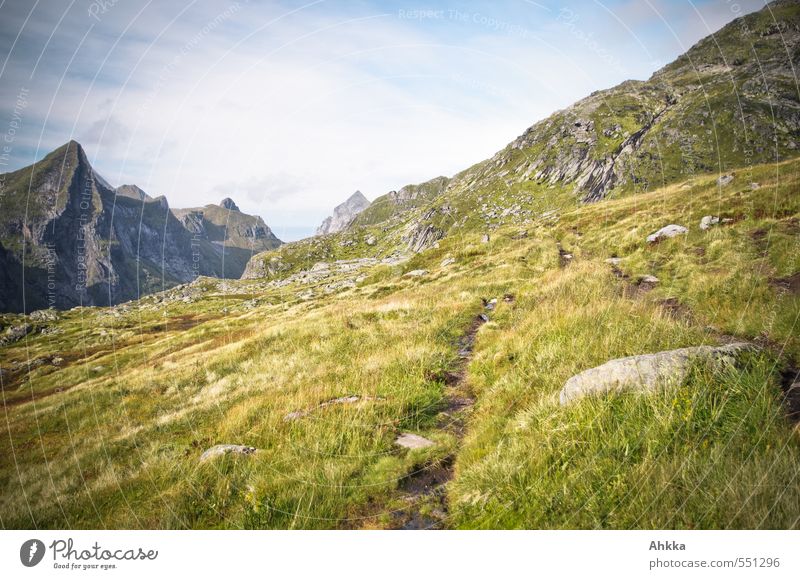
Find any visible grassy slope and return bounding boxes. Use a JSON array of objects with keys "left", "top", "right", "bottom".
[{"left": 1, "top": 158, "right": 798, "bottom": 529}]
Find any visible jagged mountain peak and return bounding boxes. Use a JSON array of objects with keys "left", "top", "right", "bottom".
[
  {"left": 316, "top": 190, "right": 372, "bottom": 236},
  {"left": 346, "top": 190, "right": 368, "bottom": 204},
  {"left": 220, "top": 197, "right": 240, "bottom": 211},
  {"left": 0, "top": 142, "right": 282, "bottom": 311}
]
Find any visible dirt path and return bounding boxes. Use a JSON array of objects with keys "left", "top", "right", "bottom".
[{"left": 391, "top": 296, "right": 512, "bottom": 529}]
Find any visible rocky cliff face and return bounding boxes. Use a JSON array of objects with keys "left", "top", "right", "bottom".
[
  {"left": 316, "top": 191, "right": 371, "bottom": 235},
  {"left": 0, "top": 142, "right": 282, "bottom": 312}
]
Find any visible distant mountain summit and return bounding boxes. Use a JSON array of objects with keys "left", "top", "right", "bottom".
[
  {"left": 0, "top": 141, "right": 282, "bottom": 312},
  {"left": 220, "top": 197, "right": 240, "bottom": 211},
  {"left": 316, "top": 191, "right": 371, "bottom": 235}
]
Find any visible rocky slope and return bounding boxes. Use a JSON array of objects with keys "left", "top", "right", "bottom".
[
  {"left": 316, "top": 190, "right": 371, "bottom": 235},
  {"left": 466, "top": 0, "right": 800, "bottom": 204},
  {"left": 0, "top": 141, "right": 281, "bottom": 312},
  {"left": 243, "top": 0, "right": 800, "bottom": 278}
]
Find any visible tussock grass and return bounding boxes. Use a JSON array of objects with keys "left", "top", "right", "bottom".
[{"left": 1, "top": 159, "right": 799, "bottom": 528}]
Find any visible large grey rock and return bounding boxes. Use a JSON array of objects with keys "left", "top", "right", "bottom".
[
  {"left": 199, "top": 444, "right": 257, "bottom": 463},
  {"left": 646, "top": 224, "right": 688, "bottom": 244},
  {"left": 316, "top": 191, "right": 371, "bottom": 235},
  {"left": 559, "top": 343, "right": 754, "bottom": 404}
]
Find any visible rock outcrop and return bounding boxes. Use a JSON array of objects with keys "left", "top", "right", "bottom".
[
  {"left": 220, "top": 197, "right": 240, "bottom": 211},
  {"left": 647, "top": 224, "right": 689, "bottom": 243}
]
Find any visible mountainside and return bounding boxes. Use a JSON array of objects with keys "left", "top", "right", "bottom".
[
  {"left": 244, "top": 0, "right": 800, "bottom": 279},
  {"left": 316, "top": 190, "right": 371, "bottom": 235},
  {"left": 0, "top": 141, "right": 282, "bottom": 312}
]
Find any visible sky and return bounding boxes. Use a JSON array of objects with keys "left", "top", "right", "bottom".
[{"left": 0, "top": 0, "right": 768, "bottom": 240}]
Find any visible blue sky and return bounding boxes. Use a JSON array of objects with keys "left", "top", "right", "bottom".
[{"left": 0, "top": 0, "right": 767, "bottom": 240}]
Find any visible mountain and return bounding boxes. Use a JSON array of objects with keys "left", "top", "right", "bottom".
[
  {"left": 243, "top": 0, "right": 800, "bottom": 278},
  {"left": 171, "top": 199, "right": 281, "bottom": 279},
  {"left": 316, "top": 190, "right": 371, "bottom": 235},
  {"left": 0, "top": 141, "right": 281, "bottom": 312}
]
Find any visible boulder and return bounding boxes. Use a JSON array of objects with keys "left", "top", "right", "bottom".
[
  {"left": 559, "top": 343, "right": 754, "bottom": 404},
  {"left": 1, "top": 323, "right": 32, "bottom": 346},
  {"left": 699, "top": 215, "right": 720, "bottom": 230},
  {"left": 717, "top": 174, "right": 734, "bottom": 186},
  {"left": 646, "top": 224, "right": 688, "bottom": 244},
  {"left": 199, "top": 444, "right": 257, "bottom": 463},
  {"left": 440, "top": 257, "right": 456, "bottom": 267},
  {"left": 405, "top": 269, "right": 428, "bottom": 278}
]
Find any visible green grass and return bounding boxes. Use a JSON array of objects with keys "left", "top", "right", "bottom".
[{"left": 1, "top": 157, "right": 799, "bottom": 529}]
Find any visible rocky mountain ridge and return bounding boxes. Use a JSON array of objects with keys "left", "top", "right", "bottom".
[
  {"left": 0, "top": 141, "right": 282, "bottom": 312},
  {"left": 242, "top": 0, "right": 800, "bottom": 279}
]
